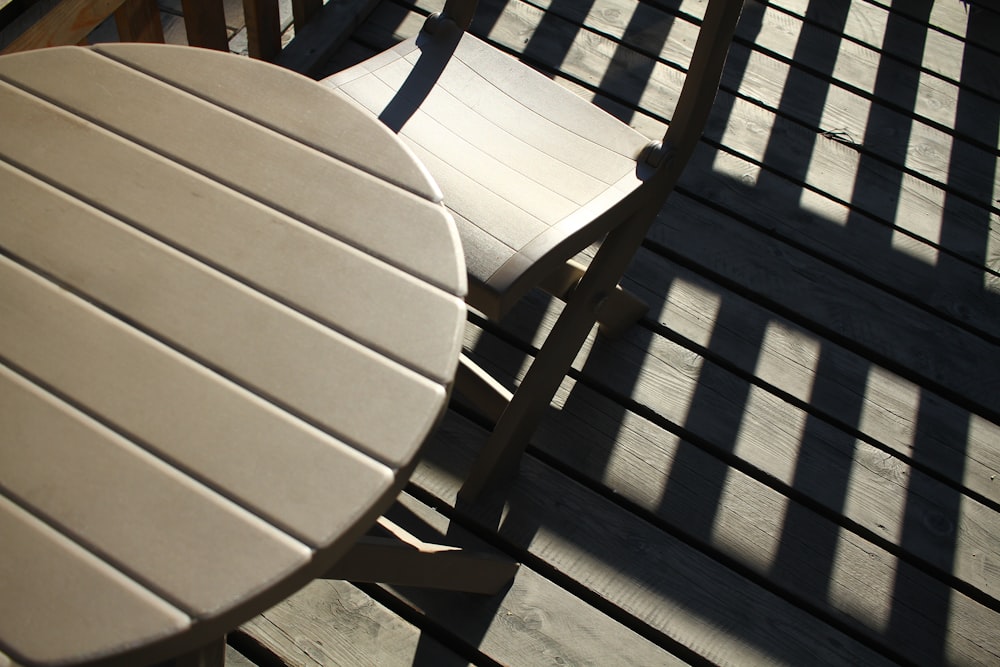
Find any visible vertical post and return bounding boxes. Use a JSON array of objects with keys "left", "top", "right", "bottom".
[
  {"left": 290, "top": 0, "right": 321, "bottom": 32},
  {"left": 180, "top": 0, "right": 228, "bottom": 51},
  {"left": 114, "top": 0, "right": 163, "bottom": 42},
  {"left": 243, "top": 0, "right": 280, "bottom": 60}
]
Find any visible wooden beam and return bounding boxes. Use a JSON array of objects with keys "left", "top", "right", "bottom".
[{"left": 1, "top": 0, "right": 125, "bottom": 53}]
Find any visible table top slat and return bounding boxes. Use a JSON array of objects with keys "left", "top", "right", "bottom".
[
  {"left": 0, "top": 46, "right": 466, "bottom": 296},
  {"left": 92, "top": 43, "right": 443, "bottom": 203},
  {"left": 0, "top": 364, "right": 311, "bottom": 618},
  {"left": 0, "top": 163, "right": 451, "bottom": 466},
  {"left": 0, "top": 255, "right": 397, "bottom": 548},
  {"left": 0, "top": 82, "right": 465, "bottom": 383},
  {"left": 0, "top": 494, "right": 189, "bottom": 667}
]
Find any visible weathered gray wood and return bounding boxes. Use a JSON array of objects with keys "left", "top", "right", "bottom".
[
  {"left": 386, "top": 0, "right": 1000, "bottom": 353},
  {"left": 393, "top": 0, "right": 1000, "bottom": 496},
  {"left": 548, "top": 379, "right": 1000, "bottom": 665},
  {"left": 730, "top": 1, "right": 1000, "bottom": 147},
  {"left": 222, "top": 644, "right": 257, "bottom": 667},
  {"left": 863, "top": 0, "right": 1000, "bottom": 56},
  {"left": 529, "top": 55, "right": 1000, "bottom": 346},
  {"left": 377, "top": 493, "right": 691, "bottom": 666},
  {"left": 478, "top": 277, "right": 1000, "bottom": 601},
  {"left": 617, "top": 243, "right": 1000, "bottom": 506},
  {"left": 766, "top": 0, "right": 1000, "bottom": 102},
  {"left": 251, "top": 492, "right": 692, "bottom": 666},
  {"left": 241, "top": 579, "right": 470, "bottom": 666},
  {"left": 455, "top": 328, "right": 1000, "bottom": 665},
  {"left": 517, "top": 0, "right": 1000, "bottom": 151},
  {"left": 348, "top": 0, "right": 1000, "bottom": 559},
  {"left": 542, "top": 72, "right": 1000, "bottom": 345},
  {"left": 352, "top": 0, "right": 996, "bottom": 520},
  {"left": 410, "top": 413, "right": 898, "bottom": 666},
  {"left": 647, "top": 189, "right": 1000, "bottom": 419},
  {"left": 325, "top": 0, "right": 746, "bottom": 503},
  {"left": 299, "top": 2, "right": 1000, "bottom": 666}
]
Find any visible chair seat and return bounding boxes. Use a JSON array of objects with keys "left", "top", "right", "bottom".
[{"left": 324, "top": 24, "right": 651, "bottom": 319}]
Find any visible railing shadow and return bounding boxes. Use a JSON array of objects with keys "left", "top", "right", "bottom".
[{"left": 346, "top": 0, "right": 999, "bottom": 663}]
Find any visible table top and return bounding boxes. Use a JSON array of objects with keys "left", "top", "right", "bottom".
[{"left": 0, "top": 44, "right": 466, "bottom": 667}]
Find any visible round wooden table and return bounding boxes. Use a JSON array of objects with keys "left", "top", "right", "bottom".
[{"left": 0, "top": 44, "right": 466, "bottom": 667}]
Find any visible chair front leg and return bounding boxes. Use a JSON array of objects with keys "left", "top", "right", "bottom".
[
  {"left": 458, "top": 212, "right": 653, "bottom": 502},
  {"left": 453, "top": 353, "right": 514, "bottom": 424}
]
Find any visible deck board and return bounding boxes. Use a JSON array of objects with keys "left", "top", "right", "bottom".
[{"left": 108, "top": 0, "right": 1000, "bottom": 664}]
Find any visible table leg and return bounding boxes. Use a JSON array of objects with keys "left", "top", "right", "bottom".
[{"left": 167, "top": 635, "right": 226, "bottom": 667}]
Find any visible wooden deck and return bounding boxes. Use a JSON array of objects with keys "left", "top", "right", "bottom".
[{"left": 47, "top": 0, "right": 1000, "bottom": 664}]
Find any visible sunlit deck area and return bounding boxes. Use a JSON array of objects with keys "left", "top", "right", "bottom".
[{"left": 8, "top": 0, "right": 1000, "bottom": 664}]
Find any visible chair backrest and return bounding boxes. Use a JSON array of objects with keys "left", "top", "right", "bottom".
[{"left": 428, "top": 0, "right": 742, "bottom": 219}]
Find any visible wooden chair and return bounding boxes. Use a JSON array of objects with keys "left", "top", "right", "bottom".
[{"left": 322, "top": 0, "right": 744, "bottom": 501}]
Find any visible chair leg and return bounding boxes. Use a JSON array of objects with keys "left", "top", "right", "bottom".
[
  {"left": 323, "top": 517, "right": 518, "bottom": 594},
  {"left": 458, "top": 214, "right": 654, "bottom": 502},
  {"left": 453, "top": 353, "right": 513, "bottom": 424}
]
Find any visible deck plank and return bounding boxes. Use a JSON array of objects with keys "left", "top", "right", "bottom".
[
  {"left": 456, "top": 333, "right": 1000, "bottom": 666},
  {"left": 466, "top": 289, "right": 1000, "bottom": 603},
  {"left": 240, "top": 577, "right": 469, "bottom": 666},
  {"left": 412, "top": 414, "right": 899, "bottom": 667}
]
